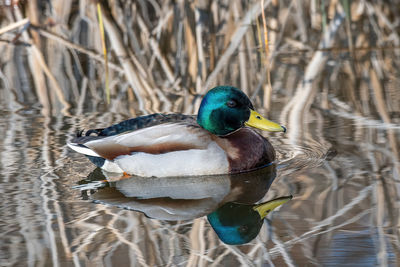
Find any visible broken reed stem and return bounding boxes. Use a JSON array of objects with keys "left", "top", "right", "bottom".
[{"left": 0, "top": 18, "right": 29, "bottom": 36}]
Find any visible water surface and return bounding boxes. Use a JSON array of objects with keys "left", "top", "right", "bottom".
[{"left": 1, "top": 95, "right": 399, "bottom": 266}]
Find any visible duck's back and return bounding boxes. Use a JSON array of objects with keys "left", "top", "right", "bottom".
[{"left": 73, "top": 114, "right": 195, "bottom": 141}]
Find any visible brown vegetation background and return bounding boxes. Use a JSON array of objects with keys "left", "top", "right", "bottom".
[{"left": 0, "top": 0, "right": 399, "bottom": 266}]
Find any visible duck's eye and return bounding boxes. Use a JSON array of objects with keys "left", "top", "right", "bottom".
[
  {"left": 226, "top": 100, "right": 237, "bottom": 108},
  {"left": 239, "top": 225, "right": 249, "bottom": 233}
]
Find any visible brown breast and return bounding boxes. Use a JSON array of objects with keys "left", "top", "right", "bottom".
[{"left": 213, "top": 128, "right": 275, "bottom": 173}]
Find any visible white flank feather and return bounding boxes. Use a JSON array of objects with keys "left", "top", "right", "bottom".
[{"left": 114, "top": 142, "right": 229, "bottom": 177}]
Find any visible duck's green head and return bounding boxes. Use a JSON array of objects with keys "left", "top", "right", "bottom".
[
  {"left": 197, "top": 86, "right": 286, "bottom": 136},
  {"left": 207, "top": 196, "right": 292, "bottom": 245}
]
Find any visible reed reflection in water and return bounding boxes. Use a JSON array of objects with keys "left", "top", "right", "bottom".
[{"left": 0, "top": 0, "right": 400, "bottom": 266}]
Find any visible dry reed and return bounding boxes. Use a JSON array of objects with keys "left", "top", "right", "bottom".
[{"left": 0, "top": 0, "right": 399, "bottom": 266}]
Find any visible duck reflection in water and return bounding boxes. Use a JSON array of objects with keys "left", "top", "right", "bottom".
[
  {"left": 207, "top": 197, "right": 291, "bottom": 245},
  {"left": 76, "top": 163, "right": 292, "bottom": 245}
]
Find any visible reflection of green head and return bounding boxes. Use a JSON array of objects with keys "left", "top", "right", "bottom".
[
  {"left": 197, "top": 86, "right": 253, "bottom": 136},
  {"left": 207, "top": 196, "right": 292, "bottom": 245},
  {"left": 207, "top": 202, "right": 262, "bottom": 245}
]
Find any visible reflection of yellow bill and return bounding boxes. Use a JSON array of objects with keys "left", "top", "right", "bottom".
[
  {"left": 245, "top": 109, "right": 286, "bottom": 132},
  {"left": 253, "top": 196, "right": 292, "bottom": 219}
]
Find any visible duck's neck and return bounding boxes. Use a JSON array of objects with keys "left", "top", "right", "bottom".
[{"left": 215, "top": 128, "right": 275, "bottom": 173}]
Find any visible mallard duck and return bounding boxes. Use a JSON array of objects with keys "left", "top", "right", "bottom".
[
  {"left": 67, "top": 86, "right": 286, "bottom": 177},
  {"left": 207, "top": 196, "right": 292, "bottom": 245}
]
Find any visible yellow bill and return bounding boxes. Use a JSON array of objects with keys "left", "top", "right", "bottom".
[
  {"left": 245, "top": 109, "right": 286, "bottom": 132},
  {"left": 253, "top": 195, "right": 292, "bottom": 219}
]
